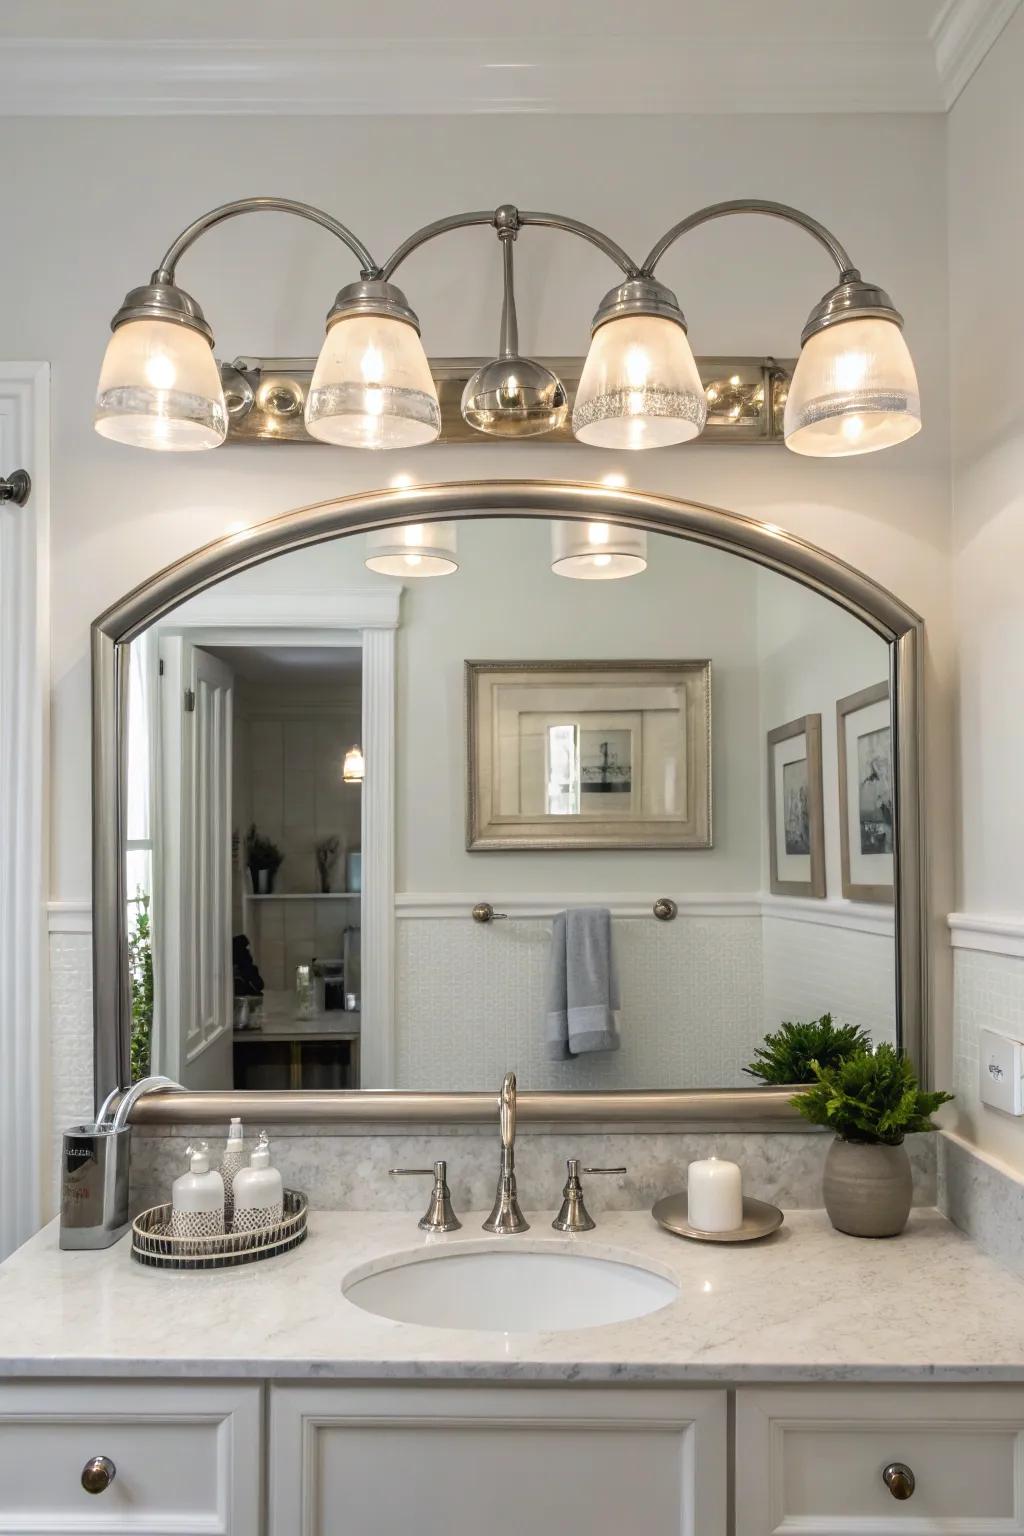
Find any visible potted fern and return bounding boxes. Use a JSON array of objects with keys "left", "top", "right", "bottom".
[
  {"left": 744, "top": 1015, "right": 872, "bottom": 1084},
  {"left": 792, "top": 1043, "right": 952, "bottom": 1237}
]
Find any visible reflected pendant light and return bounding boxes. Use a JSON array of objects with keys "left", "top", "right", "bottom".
[
  {"left": 551, "top": 520, "right": 648, "bottom": 579},
  {"left": 572, "top": 277, "right": 707, "bottom": 450},
  {"left": 342, "top": 744, "right": 365, "bottom": 783},
  {"left": 461, "top": 217, "right": 567, "bottom": 438},
  {"left": 364, "top": 521, "right": 458, "bottom": 577},
  {"left": 94, "top": 277, "right": 228, "bottom": 451},
  {"left": 784, "top": 274, "right": 921, "bottom": 457},
  {"left": 305, "top": 279, "right": 441, "bottom": 450}
]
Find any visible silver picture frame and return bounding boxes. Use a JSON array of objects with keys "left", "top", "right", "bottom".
[
  {"left": 766, "top": 713, "right": 826, "bottom": 899},
  {"left": 837, "top": 680, "right": 895, "bottom": 904},
  {"left": 465, "top": 659, "right": 712, "bottom": 851}
]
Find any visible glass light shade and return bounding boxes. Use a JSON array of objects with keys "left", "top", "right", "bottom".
[
  {"left": 94, "top": 319, "right": 227, "bottom": 451},
  {"left": 342, "top": 744, "right": 365, "bottom": 783},
  {"left": 305, "top": 315, "right": 441, "bottom": 449},
  {"left": 364, "top": 522, "right": 458, "bottom": 578},
  {"left": 572, "top": 316, "right": 708, "bottom": 450},
  {"left": 784, "top": 317, "right": 921, "bottom": 457},
  {"left": 551, "top": 521, "right": 647, "bottom": 580}
]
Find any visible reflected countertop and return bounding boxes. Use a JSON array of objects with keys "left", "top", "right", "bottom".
[{"left": 2, "top": 1209, "right": 1024, "bottom": 1382}]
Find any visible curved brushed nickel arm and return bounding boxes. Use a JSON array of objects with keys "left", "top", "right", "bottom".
[
  {"left": 155, "top": 196, "right": 380, "bottom": 284},
  {"left": 642, "top": 199, "right": 856, "bottom": 280},
  {"left": 380, "top": 207, "right": 640, "bottom": 281}
]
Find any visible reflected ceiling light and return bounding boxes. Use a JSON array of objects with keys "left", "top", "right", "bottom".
[
  {"left": 784, "top": 276, "right": 921, "bottom": 457},
  {"left": 572, "top": 277, "right": 707, "bottom": 450},
  {"left": 95, "top": 198, "right": 918, "bottom": 461},
  {"left": 364, "top": 521, "right": 459, "bottom": 577},
  {"left": 342, "top": 744, "right": 365, "bottom": 783},
  {"left": 461, "top": 209, "right": 568, "bottom": 438},
  {"left": 94, "top": 279, "right": 227, "bottom": 451},
  {"left": 305, "top": 279, "right": 441, "bottom": 449},
  {"left": 550, "top": 520, "right": 647, "bottom": 580}
]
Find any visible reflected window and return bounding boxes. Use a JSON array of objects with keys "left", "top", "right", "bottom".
[{"left": 546, "top": 723, "right": 580, "bottom": 815}]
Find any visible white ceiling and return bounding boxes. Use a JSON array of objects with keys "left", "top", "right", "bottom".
[{"left": 0, "top": 0, "right": 1018, "bottom": 114}]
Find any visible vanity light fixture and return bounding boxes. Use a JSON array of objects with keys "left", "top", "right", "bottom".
[
  {"left": 461, "top": 207, "right": 568, "bottom": 438},
  {"left": 95, "top": 196, "right": 919, "bottom": 459},
  {"left": 364, "top": 521, "right": 459, "bottom": 577},
  {"left": 342, "top": 744, "right": 365, "bottom": 783},
  {"left": 550, "top": 521, "right": 648, "bottom": 580}
]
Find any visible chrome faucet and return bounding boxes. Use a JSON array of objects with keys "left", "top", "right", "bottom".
[{"left": 482, "top": 1071, "right": 529, "bottom": 1234}]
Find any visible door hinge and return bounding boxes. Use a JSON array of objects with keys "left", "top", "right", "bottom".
[{"left": 184, "top": 688, "right": 196, "bottom": 713}]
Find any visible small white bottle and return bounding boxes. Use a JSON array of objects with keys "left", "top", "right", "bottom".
[
  {"left": 221, "top": 1117, "right": 246, "bottom": 1222},
  {"left": 231, "top": 1130, "right": 284, "bottom": 1233},
  {"left": 170, "top": 1141, "right": 225, "bottom": 1239}
]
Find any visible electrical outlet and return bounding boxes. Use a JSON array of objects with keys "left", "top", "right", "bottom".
[{"left": 979, "top": 1029, "right": 1024, "bottom": 1116}]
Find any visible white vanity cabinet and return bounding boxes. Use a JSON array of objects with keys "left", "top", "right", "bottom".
[
  {"left": 735, "top": 1387, "right": 1024, "bottom": 1536},
  {"left": 0, "top": 1380, "right": 261, "bottom": 1536},
  {"left": 268, "top": 1384, "right": 728, "bottom": 1536}
]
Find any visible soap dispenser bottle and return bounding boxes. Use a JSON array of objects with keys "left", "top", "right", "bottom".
[
  {"left": 221, "top": 1117, "right": 246, "bottom": 1222},
  {"left": 169, "top": 1141, "right": 225, "bottom": 1239},
  {"left": 231, "top": 1130, "right": 284, "bottom": 1233}
]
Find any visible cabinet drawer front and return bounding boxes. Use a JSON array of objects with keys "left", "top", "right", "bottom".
[
  {"left": 270, "top": 1384, "right": 727, "bottom": 1536},
  {"left": 0, "top": 1381, "right": 261, "bottom": 1536},
  {"left": 737, "top": 1387, "right": 1024, "bottom": 1536}
]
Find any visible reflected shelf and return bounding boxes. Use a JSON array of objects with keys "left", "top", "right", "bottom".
[{"left": 244, "top": 892, "right": 361, "bottom": 901}]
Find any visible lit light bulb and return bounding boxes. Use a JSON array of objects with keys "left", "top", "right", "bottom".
[
  {"left": 841, "top": 414, "right": 865, "bottom": 443},
  {"left": 94, "top": 317, "right": 227, "bottom": 451}
]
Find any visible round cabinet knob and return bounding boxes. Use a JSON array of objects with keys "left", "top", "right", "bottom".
[
  {"left": 883, "top": 1462, "right": 915, "bottom": 1500},
  {"left": 81, "top": 1455, "right": 116, "bottom": 1495}
]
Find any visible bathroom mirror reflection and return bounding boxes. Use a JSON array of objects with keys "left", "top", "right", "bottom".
[{"left": 117, "top": 513, "right": 898, "bottom": 1095}]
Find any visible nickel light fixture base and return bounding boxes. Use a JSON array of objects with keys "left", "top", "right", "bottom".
[
  {"left": 219, "top": 354, "right": 793, "bottom": 446},
  {"left": 95, "top": 196, "right": 919, "bottom": 457}
]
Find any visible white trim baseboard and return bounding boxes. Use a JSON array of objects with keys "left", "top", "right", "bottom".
[
  {"left": 760, "top": 893, "right": 896, "bottom": 937},
  {"left": 948, "top": 911, "right": 1024, "bottom": 959},
  {"left": 46, "top": 902, "right": 92, "bottom": 935}
]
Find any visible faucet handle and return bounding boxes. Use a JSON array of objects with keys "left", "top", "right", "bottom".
[
  {"left": 552, "top": 1159, "right": 627, "bottom": 1233},
  {"left": 388, "top": 1160, "right": 462, "bottom": 1233}
]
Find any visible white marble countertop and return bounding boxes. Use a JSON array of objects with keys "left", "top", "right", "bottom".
[{"left": 3, "top": 1208, "right": 1024, "bottom": 1384}]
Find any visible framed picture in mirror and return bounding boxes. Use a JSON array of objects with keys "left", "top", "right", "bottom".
[
  {"left": 837, "top": 681, "right": 894, "bottom": 903},
  {"left": 465, "top": 659, "right": 711, "bottom": 850},
  {"left": 766, "top": 713, "right": 826, "bottom": 898}
]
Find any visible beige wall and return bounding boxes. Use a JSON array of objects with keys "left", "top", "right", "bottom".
[{"left": 948, "top": 8, "right": 1024, "bottom": 1168}]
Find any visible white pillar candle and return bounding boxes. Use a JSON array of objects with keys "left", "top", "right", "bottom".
[{"left": 687, "top": 1157, "right": 743, "bottom": 1232}]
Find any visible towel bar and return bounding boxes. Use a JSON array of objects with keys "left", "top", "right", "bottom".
[{"left": 471, "top": 898, "right": 678, "bottom": 924}]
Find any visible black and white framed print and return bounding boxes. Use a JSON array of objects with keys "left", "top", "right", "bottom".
[
  {"left": 767, "top": 713, "right": 826, "bottom": 898},
  {"left": 837, "top": 680, "right": 894, "bottom": 904}
]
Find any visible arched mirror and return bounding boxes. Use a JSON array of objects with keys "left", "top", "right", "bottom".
[{"left": 92, "top": 481, "right": 922, "bottom": 1122}]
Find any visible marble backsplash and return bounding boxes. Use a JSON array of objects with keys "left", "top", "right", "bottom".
[{"left": 129, "top": 1125, "right": 938, "bottom": 1216}]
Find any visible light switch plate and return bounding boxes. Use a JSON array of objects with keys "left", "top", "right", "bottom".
[{"left": 979, "top": 1028, "right": 1024, "bottom": 1115}]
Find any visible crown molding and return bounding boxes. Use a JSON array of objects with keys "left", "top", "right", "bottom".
[
  {"left": 931, "top": 0, "right": 1022, "bottom": 106},
  {"left": 0, "top": 34, "right": 947, "bottom": 117}
]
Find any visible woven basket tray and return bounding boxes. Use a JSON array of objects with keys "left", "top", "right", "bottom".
[{"left": 131, "top": 1189, "right": 308, "bottom": 1270}]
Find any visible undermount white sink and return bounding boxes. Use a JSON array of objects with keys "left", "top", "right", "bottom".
[{"left": 342, "top": 1244, "right": 680, "bottom": 1332}]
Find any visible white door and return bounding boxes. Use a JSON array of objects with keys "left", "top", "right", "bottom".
[
  {"left": 0, "top": 363, "right": 48, "bottom": 1257},
  {"left": 157, "top": 638, "right": 234, "bottom": 1088}
]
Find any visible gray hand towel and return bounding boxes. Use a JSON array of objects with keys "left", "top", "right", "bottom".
[{"left": 545, "top": 906, "right": 621, "bottom": 1059}]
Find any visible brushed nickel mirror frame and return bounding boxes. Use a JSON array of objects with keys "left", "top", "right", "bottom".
[{"left": 92, "top": 479, "right": 925, "bottom": 1124}]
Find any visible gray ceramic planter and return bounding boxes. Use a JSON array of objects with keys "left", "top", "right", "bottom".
[{"left": 823, "top": 1136, "right": 913, "bottom": 1238}]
